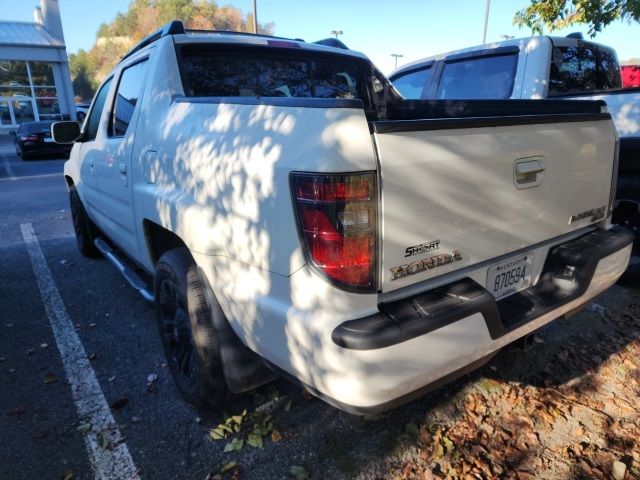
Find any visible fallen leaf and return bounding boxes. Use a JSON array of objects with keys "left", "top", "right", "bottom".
[
  {"left": 284, "top": 399, "right": 293, "bottom": 412},
  {"left": 107, "top": 376, "right": 116, "bottom": 382},
  {"left": 223, "top": 438, "right": 244, "bottom": 453},
  {"left": 271, "top": 430, "right": 283, "bottom": 442},
  {"left": 289, "top": 465, "right": 308, "bottom": 479},
  {"left": 62, "top": 469, "right": 75, "bottom": 480},
  {"left": 210, "top": 428, "right": 226, "bottom": 440},
  {"left": 147, "top": 373, "right": 158, "bottom": 383},
  {"left": 131, "top": 416, "right": 141, "bottom": 423},
  {"left": 40, "top": 343, "right": 48, "bottom": 348},
  {"left": 110, "top": 398, "right": 129, "bottom": 410},
  {"left": 247, "top": 433, "right": 263, "bottom": 448},
  {"left": 88, "top": 353, "right": 97, "bottom": 361},
  {"left": 44, "top": 374, "right": 59, "bottom": 384},
  {"left": 77, "top": 423, "right": 91, "bottom": 434},
  {"left": 26, "top": 348, "right": 35, "bottom": 356}
]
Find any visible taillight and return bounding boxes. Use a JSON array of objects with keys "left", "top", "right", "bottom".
[
  {"left": 291, "top": 172, "right": 377, "bottom": 292},
  {"left": 21, "top": 135, "right": 38, "bottom": 142}
]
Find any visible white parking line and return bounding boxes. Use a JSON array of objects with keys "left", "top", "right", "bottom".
[
  {"left": 20, "top": 223, "right": 140, "bottom": 480},
  {"left": 1, "top": 154, "right": 17, "bottom": 181}
]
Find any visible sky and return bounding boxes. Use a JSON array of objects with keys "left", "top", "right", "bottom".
[{"left": 1, "top": 0, "right": 639, "bottom": 73}]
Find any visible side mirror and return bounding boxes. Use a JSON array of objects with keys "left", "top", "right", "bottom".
[{"left": 52, "top": 121, "right": 81, "bottom": 144}]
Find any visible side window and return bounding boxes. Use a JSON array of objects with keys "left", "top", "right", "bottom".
[
  {"left": 391, "top": 66, "right": 434, "bottom": 99},
  {"left": 110, "top": 59, "right": 149, "bottom": 137},
  {"left": 436, "top": 53, "right": 518, "bottom": 99},
  {"left": 85, "top": 78, "right": 113, "bottom": 142}
]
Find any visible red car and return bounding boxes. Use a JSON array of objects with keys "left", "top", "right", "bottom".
[{"left": 621, "top": 65, "right": 640, "bottom": 88}]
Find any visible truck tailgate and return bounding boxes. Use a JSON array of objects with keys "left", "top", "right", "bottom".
[{"left": 373, "top": 105, "right": 616, "bottom": 293}]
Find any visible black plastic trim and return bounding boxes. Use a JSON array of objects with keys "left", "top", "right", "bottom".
[
  {"left": 444, "top": 45, "right": 520, "bottom": 63},
  {"left": 172, "top": 95, "right": 364, "bottom": 109},
  {"left": 372, "top": 112, "right": 610, "bottom": 134},
  {"left": 332, "top": 227, "right": 632, "bottom": 351},
  {"left": 332, "top": 279, "right": 499, "bottom": 350},
  {"left": 619, "top": 137, "right": 640, "bottom": 172},
  {"left": 551, "top": 85, "right": 640, "bottom": 98},
  {"left": 389, "top": 61, "right": 434, "bottom": 81}
]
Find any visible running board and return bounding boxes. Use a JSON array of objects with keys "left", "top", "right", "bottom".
[{"left": 93, "top": 237, "right": 154, "bottom": 303}]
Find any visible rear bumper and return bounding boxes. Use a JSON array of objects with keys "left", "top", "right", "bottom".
[
  {"left": 333, "top": 226, "right": 633, "bottom": 351},
  {"left": 323, "top": 226, "right": 632, "bottom": 413}
]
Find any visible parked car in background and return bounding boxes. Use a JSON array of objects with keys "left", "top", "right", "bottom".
[
  {"left": 621, "top": 65, "right": 640, "bottom": 88},
  {"left": 390, "top": 34, "right": 640, "bottom": 244},
  {"left": 75, "top": 103, "right": 90, "bottom": 124},
  {"left": 13, "top": 121, "right": 72, "bottom": 160}
]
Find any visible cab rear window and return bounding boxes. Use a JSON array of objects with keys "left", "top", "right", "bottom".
[
  {"left": 178, "top": 45, "right": 370, "bottom": 102},
  {"left": 548, "top": 42, "right": 621, "bottom": 95}
]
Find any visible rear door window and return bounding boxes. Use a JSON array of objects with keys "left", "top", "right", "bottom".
[
  {"left": 548, "top": 43, "right": 621, "bottom": 95},
  {"left": 391, "top": 65, "right": 434, "bottom": 99},
  {"left": 178, "top": 45, "right": 370, "bottom": 103},
  {"left": 436, "top": 53, "right": 518, "bottom": 99}
]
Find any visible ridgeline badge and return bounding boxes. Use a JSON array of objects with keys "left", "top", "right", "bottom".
[{"left": 569, "top": 205, "right": 606, "bottom": 224}]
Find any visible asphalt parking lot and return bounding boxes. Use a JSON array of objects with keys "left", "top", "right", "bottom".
[{"left": 1, "top": 135, "right": 639, "bottom": 480}]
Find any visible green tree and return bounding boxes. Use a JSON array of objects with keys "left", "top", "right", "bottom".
[
  {"left": 70, "top": 0, "right": 274, "bottom": 87},
  {"left": 68, "top": 49, "right": 96, "bottom": 101},
  {"left": 514, "top": 0, "right": 640, "bottom": 36}
]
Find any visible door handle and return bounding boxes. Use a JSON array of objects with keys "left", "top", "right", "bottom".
[
  {"left": 514, "top": 157, "right": 545, "bottom": 189},
  {"left": 515, "top": 161, "right": 544, "bottom": 176},
  {"left": 119, "top": 162, "right": 127, "bottom": 175}
]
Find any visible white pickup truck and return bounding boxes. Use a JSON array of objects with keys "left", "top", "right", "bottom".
[
  {"left": 54, "top": 21, "right": 632, "bottom": 413},
  {"left": 390, "top": 34, "right": 640, "bottom": 240}
]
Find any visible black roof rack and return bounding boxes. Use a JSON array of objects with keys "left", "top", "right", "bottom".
[
  {"left": 120, "top": 19, "right": 351, "bottom": 62},
  {"left": 121, "top": 20, "right": 185, "bottom": 61}
]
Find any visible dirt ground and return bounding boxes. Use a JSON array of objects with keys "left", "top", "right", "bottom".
[{"left": 201, "top": 269, "right": 640, "bottom": 480}]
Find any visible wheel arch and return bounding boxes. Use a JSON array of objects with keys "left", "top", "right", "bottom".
[{"left": 143, "top": 219, "right": 188, "bottom": 267}]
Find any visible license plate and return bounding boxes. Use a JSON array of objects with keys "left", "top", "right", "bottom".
[
  {"left": 486, "top": 253, "right": 534, "bottom": 299},
  {"left": 44, "top": 137, "right": 54, "bottom": 143}
]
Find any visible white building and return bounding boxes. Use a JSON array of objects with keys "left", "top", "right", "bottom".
[{"left": 0, "top": 0, "right": 76, "bottom": 132}]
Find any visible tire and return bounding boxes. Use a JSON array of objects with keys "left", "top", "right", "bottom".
[
  {"left": 154, "top": 248, "right": 229, "bottom": 409},
  {"left": 69, "top": 188, "right": 101, "bottom": 257},
  {"left": 20, "top": 149, "right": 32, "bottom": 161}
]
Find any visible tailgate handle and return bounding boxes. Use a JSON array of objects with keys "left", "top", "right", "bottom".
[{"left": 514, "top": 157, "right": 545, "bottom": 189}]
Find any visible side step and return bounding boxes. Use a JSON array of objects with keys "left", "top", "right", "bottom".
[{"left": 94, "top": 237, "right": 154, "bottom": 303}]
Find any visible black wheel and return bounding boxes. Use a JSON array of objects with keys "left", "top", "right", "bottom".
[
  {"left": 69, "top": 188, "right": 100, "bottom": 257},
  {"left": 20, "top": 149, "right": 32, "bottom": 161},
  {"left": 154, "top": 248, "right": 229, "bottom": 409},
  {"left": 15, "top": 143, "right": 21, "bottom": 156}
]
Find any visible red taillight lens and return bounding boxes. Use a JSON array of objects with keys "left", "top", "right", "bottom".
[
  {"left": 22, "top": 135, "right": 38, "bottom": 141},
  {"left": 291, "top": 172, "right": 377, "bottom": 292}
]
